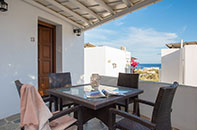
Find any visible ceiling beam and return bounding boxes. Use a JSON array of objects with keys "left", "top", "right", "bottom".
[
  {"left": 83, "top": 0, "right": 162, "bottom": 31},
  {"left": 87, "top": 4, "right": 100, "bottom": 8},
  {"left": 122, "top": 0, "right": 134, "bottom": 7},
  {"left": 107, "top": 0, "right": 123, "bottom": 5},
  {"left": 45, "top": 0, "right": 91, "bottom": 25},
  {"left": 69, "top": 0, "right": 102, "bottom": 21},
  {"left": 23, "top": 0, "right": 83, "bottom": 28},
  {"left": 87, "top": 1, "right": 122, "bottom": 8},
  {"left": 60, "top": 0, "right": 69, "bottom": 5},
  {"left": 94, "top": 0, "right": 115, "bottom": 15}
]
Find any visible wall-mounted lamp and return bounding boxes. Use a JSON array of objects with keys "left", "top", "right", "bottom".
[
  {"left": 73, "top": 28, "right": 81, "bottom": 36},
  {"left": 0, "top": 0, "right": 8, "bottom": 12}
]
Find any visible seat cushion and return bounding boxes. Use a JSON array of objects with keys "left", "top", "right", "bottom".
[
  {"left": 50, "top": 114, "right": 77, "bottom": 130},
  {"left": 116, "top": 118, "right": 150, "bottom": 130}
]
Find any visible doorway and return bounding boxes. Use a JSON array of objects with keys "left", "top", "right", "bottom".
[{"left": 38, "top": 21, "right": 56, "bottom": 96}]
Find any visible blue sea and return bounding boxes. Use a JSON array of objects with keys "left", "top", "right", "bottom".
[{"left": 136, "top": 64, "right": 161, "bottom": 69}]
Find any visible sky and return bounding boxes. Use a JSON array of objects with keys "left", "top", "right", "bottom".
[{"left": 84, "top": 0, "right": 197, "bottom": 64}]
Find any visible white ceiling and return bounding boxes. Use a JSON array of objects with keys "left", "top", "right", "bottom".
[{"left": 23, "top": 0, "right": 162, "bottom": 31}]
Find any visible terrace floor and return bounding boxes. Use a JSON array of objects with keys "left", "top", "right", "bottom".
[
  {"left": 0, "top": 111, "right": 179, "bottom": 130},
  {"left": 0, "top": 113, "right": 114, "bottom": 130},
  {"left": 0, "top": 113, "right": 20, "bottom": 130}
]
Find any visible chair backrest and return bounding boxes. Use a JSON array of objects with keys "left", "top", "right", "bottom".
[
  {"left": 15, "top": 80, "right": 24, "bottom": 97},
  {"left": 48, "top": 72, "right": 72, "bottom": 89},
  {"left": 117, "top": 73, "right": 139, "bottom": 89},
  {"left": 151, "top": 82, "right": 178, "bottom": 130}
]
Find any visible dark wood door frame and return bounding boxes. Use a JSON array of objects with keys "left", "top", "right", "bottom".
[{"left": 38, "top": 20, "right": 56, "bottom": 96}]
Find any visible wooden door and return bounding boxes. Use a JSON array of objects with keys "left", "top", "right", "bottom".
[{"left": 38, "top": 21, "right": 56, "bottom": 96}]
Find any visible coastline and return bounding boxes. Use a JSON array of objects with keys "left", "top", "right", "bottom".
[
  {"left": 135, "top": 64, "right": 160, "bottom": 82},
  {"left": 136, "top": 63, "right": 161, "bottom": 69}
]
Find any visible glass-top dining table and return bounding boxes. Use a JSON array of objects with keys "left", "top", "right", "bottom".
[{"left": 47, "top": 84, "right": 143, "bottom": 129}]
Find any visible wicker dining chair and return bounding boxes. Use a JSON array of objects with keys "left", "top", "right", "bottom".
[
  {"left": 15, "top": 80, "right": 55, "bottom": 111},
  {"left": 109, "top": 82, "right": 178, "bottom": 130},
  {"left": 116, "top": 73, "right": 140, "bottom": 113},
  {"left": 48, "top": 72, "right": 74, "bottom": 111},
  {"left": 15, "top": 81, "right": 82, "bottom": 130}
]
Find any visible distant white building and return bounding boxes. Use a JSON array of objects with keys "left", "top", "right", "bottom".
[
  {"left": 84, "top": 44, "right": 131, "bottom": 83},
  {"left": 161, "top": 41, "right": 197, "bottom": 86}
]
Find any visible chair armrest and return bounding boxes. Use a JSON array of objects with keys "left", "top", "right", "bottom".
[
  {"left": 134, "top": 98, "right": 155, "bottom": 106},
  {"left": 110, "top": 108, "right": 156, "bottom": 130},
  {"left": 49, "top": 105, "right": 80, "bottom": 122},
  {"left": 43, "top": 96, "right": 54, "bottom": 103}
]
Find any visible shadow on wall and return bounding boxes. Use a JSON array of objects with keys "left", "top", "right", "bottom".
[
  {"left": 161, "top": 49, "right": 181, "bottom": 84},
  {"left": 3, "top": 63, "right": 37, "bottom": 86}
]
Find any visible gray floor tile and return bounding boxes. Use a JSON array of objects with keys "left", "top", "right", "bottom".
[
  {"left": 1, "top": 113, "right": 114, "bottom": 130},
  {"left": 0, "top": 119, "right": 7, "bottom": 127},
  {"left": 13, "top": 119, "right": 20, "bottom": 124},
  {"left": 0, "top": 122, "right": 19, "bottom": 130},
  {"left": 6, "top": 114, "right": 20, "bottom": 122}
]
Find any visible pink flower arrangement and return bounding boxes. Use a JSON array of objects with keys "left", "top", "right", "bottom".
[
  {"left": 131, "top": 60, "right": 139, "bottom": 68},
  {"left": 131, "top": 59, "right": 139, "bottom": 73}
]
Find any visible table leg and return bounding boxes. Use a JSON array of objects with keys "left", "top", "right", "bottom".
[
  {"left": 54, "top": 96, "right": 58, "bottom": 111},
  {"left": 77, "top": 106, "right": 83, "bottom": 130},
  {"left": 95, "top": 104, "right": 116, "bottom": 127},
  {"left": 49, "top": 95, "right": 52, "bottom": 111},
  {"left": 60, "top": 98, "right": 63, "bottom": 111},
  {"left": 109, "top": 108, "right": 115, "bottom": 130},
  {"left": 125, "top": 99, "right": 129, "bottom": 112},
  {"left": 74, "top": 106, "right": 95, "bottom": 125},
  {"left": 74, "top": 104, "right": 116, "bottom": 128}
]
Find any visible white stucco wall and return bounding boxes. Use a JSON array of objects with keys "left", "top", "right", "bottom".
[
  {"left": 105, "top": 46, "right": 130, "bottom": 77},
  {"left": 184, "top": 45, "right": 197, "bottom": 86},
  {"left": 84, "top": 46, "right": 131, "bottom": 83},
  {"left": 161, "top": 49, "right": 181, "bottom": 83},
  {"left": 0, "top": 0, "right": 84, "bottom": 119},
  {"left": 84, "top": 47, "right": 106, "bottom": 83},
  {"left": 161, "top": 46, "right": 197, "bottom": 86}
]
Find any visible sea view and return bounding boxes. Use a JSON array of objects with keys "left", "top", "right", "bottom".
[
  {"left": 136, "top": 64, "right": 161, "bottom": 69},
  {"left": 135, "top": 64, "right": 161, "bottom": 82}
]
